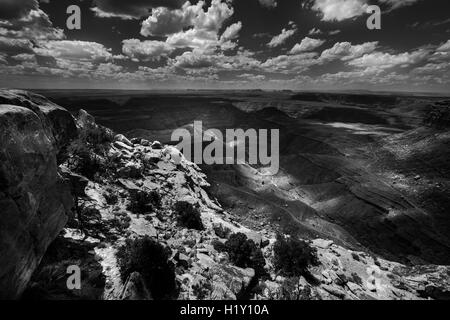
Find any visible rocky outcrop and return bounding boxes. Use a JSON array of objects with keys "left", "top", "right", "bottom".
[
  {"left": 0, "top": 90, "right": 76, "bottom": 299},
  {"left": 0, "top": 90, "right": 77, "bottom": 161}
]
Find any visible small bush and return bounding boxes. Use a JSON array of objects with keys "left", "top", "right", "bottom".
[
  {"left": 116, "top": 236, "right": 178, "bottom": 300},
  {"left": 220, "top": 233, "right": 266, "bottom": 277},
  {"left": 127, "top": 190, "right": 161, "bottom": 215},
  {"left": 192, "top": 280, "right": 212, "bottom": 300},
  {"left": 109, "top": 214, "right": 131, "bottom": 233},
  {"left": 84, "top": 125, "right": 114, "bottom": 147},
  {"left": 173, "top": 201, "right": 204, "bottom": 230},
  {"left": 67, "top": 139, "right": 104, "bottom": 180},
  {"left": 273, "top": 234, "right": 318, "bottom": 277},
  {"left": 104, "top": 189, "right": 119, "bottom": 205}
]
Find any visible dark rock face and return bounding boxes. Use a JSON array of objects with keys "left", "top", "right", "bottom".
[
  {"left": 0, "top": 90, "right": 77, "bottom": 299},
  {"left": 0, "top": 90, "right": 77, "bottom": 162}
]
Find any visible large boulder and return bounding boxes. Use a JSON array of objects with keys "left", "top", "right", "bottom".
[
  {"left": 0, "top": 89, "right": 77, "bottom": 162},
  {"left": 0, "top": 91, "right": 76, "bottom": 299}
]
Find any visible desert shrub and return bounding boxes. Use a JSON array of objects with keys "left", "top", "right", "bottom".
[
  {"left": 104, "top": 189, "right": 119, "bottom": 205},
  {"left": 84, "top": 124, "right": 114, "bottom": 147},
  {"left": 116, "top": 236, "right": 177, "bottom": 300},
  {"left": 67, "top": 138, "right": 104, "bottom": 180},
  {"left": 219, "top": 233, "right": 266, "bottom": 277},
  {"left": 109, "top": 214, "right": 131, "bottom": 233},
  {"left": 273, "top": 234, "right": 319, "bottom": 277},
  {"left": 127, "top": 190, "right": 160, "bottom": 215},
  {"left": 173, "top": 201, "right": 204, "bottom": 230},
  {"left": 192, "top": 280, "right": 212, "bottom": 300}
]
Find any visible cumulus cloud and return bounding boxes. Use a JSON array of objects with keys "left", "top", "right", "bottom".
[
  {"left": 170, "top": 50, "right": 217, "bottom": 69},
  {"left": 140, "top": 2, "right": 204, "bottom": 36},
  {"left": 0, "top": 9, "right": 64, "bottom": 40},
  {"left": 12, "top": 53, "right": 36, "bottom": 62},
  {"left": 437, "top": 40, "right": 450, "bottom": 52},
  {"left": 141, "top": 0, "right": 233, "bottom": 37},
  {"left": 348, "top": 49, "right": 429, "bottom": 69},
  {"left": 309, "top": 0, "right": 422, "bottom": 22},
  {"left": 35, "top": 40, "right": 113, "bottom": 62},
  {"left": 320, "top": 41, "right": 378, "bottom": 61},
  {"left": 261, "top": 52, "right": 319, "bottom": 73},
  {"left": 169, "top": 48, "right": 261, "bottom": 71},
  {"left": 267, "top": 26, "right": 297, "bottom": 48},
  {"left": 311, "top": 0, "right": 368, "bottom": 22},
  {"left": 135, "top": 0, "right": 240, "bottom": 57},
  {"left": 122, "top": 39, "right": 173, "bottom": 61},
  {"left": 220, "top": 22, "right": 242, "bottom": 41},
  {"left": 289, "top": 37, "right": 325, "bottom": 54},
  {"left": 309, "top": 28, "right": 323, "bottom": 35},
  {"left": 91, "top": 0, "right": 184, "bottom": 19}
]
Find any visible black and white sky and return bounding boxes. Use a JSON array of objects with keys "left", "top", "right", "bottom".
[{"left": 0, "top": 0, "right": 449, "bottom": 92}]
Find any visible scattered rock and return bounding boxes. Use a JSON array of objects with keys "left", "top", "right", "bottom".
[
  {"left": 151, "top": 141, "right": 163, "bottom": 150},
  {"left": 115, "top": 134, "right": 133, "bottom": 147}
]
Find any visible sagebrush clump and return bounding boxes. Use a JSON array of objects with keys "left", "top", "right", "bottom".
[
  {"left": 173, "top": 201, "right": 204, "bottom": 230},
  {"left": 116, "top": 236, "right": 178, "bottom": 300},
  {"left": 127, "top": 190, "right": 161, "bottom": 215},
  {"left": 217, "top": 233, "right": 266, "bottom": 277},
  {"left": 273, "top": 234, "right": 319, "bottom": 277}
]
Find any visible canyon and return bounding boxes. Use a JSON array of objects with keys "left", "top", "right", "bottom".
[{"left": 0, "top": 89, "right": 449, "bottom": 300}]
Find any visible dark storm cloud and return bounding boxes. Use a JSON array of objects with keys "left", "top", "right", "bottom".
[
  {"left": 92, "top": 0, "right": 185, "bottom": 19},
  {"left": 0, "top": 0, "right": 38, "bottom": 19}
]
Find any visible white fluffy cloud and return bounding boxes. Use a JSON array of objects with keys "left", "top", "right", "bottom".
[
  {"left": 261, "top": 52, "right": 319, "bottom": 73},
  {"left": 310, "top": 0, "right": 422, "bottom": 22},
  {"left": 0, "top": 9, "right": 64, "bottom": 40},
  {"left": 35, "top": 40, "right": 113, "bottom": 61},
  {"left": 311, "top": 0, "right": 368, "bottom": 22},
  {"left": 267, "top": 26, "right": 297, "bottom": 48},
  {"left": 122, "top": 39, "right": 173, "bottom": 61},
  {"left": 141, "top": 0, "right": 233, "bottom": 37},
  {"left": 138, "top": 0, "right": 238, "bottom": 54},
  {"left": 320, "top": 41, "right": 378, "bottom": 61},
  {"left": 91, "top": 0, "right": 184, "bottom": 20},
  {"left": 348, "top": 49, "right": 429, "bottom": 69},
  {"left": 437, "top": 40, "right": 450, "bottom": 52},
  {"left": 289, "top": 37, "right": 325, "bottom": 54},
  {"left": 221, "top": 22, "right": 242, "bottom": 42}
]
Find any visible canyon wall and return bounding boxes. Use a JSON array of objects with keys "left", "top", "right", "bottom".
[{"left": 0, "top": 90, "right": 76, "bottom": 298}]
